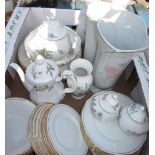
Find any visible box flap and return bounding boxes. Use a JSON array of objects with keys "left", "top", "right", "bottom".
[
  {"left": 5, "top": 7, "right": 30, "bottom": 72},
  {"left": 133, "top": 53, "right": 149, "bottom": 107}
]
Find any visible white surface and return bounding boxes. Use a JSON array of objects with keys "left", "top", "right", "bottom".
[
  {"left": 5, "top": 98, "right": 36, "bottom": 155},
  {"left": 82, "top": 91, "right": 147, "bottom": 154},
  {"left": 47, "top": 104, "right": 88, "bottom": 155}
]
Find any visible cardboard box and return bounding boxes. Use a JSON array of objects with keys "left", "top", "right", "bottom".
[{"left": 5, "top": 7, "right": 149, "bottom": 155}]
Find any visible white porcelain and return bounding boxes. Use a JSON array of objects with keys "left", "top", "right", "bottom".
[
  {"left": 91, "top": 93, "right": 120, "bottom": 122},
  {"left": 118, "top": 103, "right": 149, "bottom": 136},
  {"left": 47, "top": 104, "right": 88, "bottom": 155},
  {"left": 24, "top": 17, "right": 72, "bottom": 61},
  {"left": 76, "top": 0, "right": 102, "bottom": 45},
  {"left": 82, "top": 91, "right": 147, "bottom": 154},
  {"left": 26, "top": 55, "right": 59, "bottom": 85},
  {"left": 18, "top": 26, "right": 81, "bottom": 73},
  {"left": 84, "top": 2, "right": 125, "bottom": 63},
  {"left": 9, "top": 56, "right": 74, "bottom": 105},
  {"left": 5, "top": 98, "right": 36, "bottom": 155},
  {"left": 60, "top": 58, "right": 93, "bottom": 99},
  {"left": 93, "top": 10, "right": 149, "bottom": 89}
]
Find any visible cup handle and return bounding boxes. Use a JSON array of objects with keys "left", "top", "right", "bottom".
[{"left": 59, "top": 70, "right": 77, "bottom": 94}]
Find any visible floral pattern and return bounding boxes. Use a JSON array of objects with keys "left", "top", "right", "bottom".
[
  {"left": 33, "top": 84, "right": 54, "bottom": 92},
  {"left": 129, "top": 104, "right": 138, "bottom": 115},
  {"left": 34, "top": 48, "right": 66, "bottom": 60},
  {"left": 32, "top": 62, "right": 55, "bottom": 80}
]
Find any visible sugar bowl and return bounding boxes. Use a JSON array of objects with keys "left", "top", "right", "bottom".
[
  {"left": 118, "top": 103, "right": 149, "bottom": 136},
  {"left": 91, "top": 93, "right": 121, "bottom": 122}
]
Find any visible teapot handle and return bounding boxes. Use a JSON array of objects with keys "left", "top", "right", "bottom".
[{"left": 56, "top": 70, "right": 77, "bottom": 94}]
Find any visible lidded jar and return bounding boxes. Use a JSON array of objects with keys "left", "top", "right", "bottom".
[
  {"left": 118, "top": 103, "right": 149, "bottom": 136},
  {"left": 91, "top": 93, "right": 121, "bottom": 122},
  {"left": 24, "top": 17, "right": 71, "bottom": 61}
]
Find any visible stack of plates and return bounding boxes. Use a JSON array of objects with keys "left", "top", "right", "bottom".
[
  {"left": 5, "top": 98, "right": 36, "bottom": 155},
  {"left": 81, "top": 91, "right": 147, "bottom": 155},
  {"left": 29, "top": 104, "right": 88, "bottom": 155},
  {"left": 18, "top": 26, "right": 81, "bottom": 73}
]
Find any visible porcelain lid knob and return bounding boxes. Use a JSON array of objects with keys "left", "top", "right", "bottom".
[{"left": 35, "top": 55, "right": 45, "bottom": 64}]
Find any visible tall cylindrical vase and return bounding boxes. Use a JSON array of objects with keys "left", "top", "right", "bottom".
[
  {"left": 93, "top": 10, "right": 149, "bottom": 90},
  {"left": 83, "top": 1, "right": 125, "bottom": 63}
]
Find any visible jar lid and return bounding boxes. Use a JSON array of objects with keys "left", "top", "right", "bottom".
[
  {"left": 26, "top": 55, "right": 59, "bottom": 85},
  {"left": 128, "top": 103, "right": 148, "bottom": 123},
  {"left": 38, "top": 17, "right": 67, "bottom": 41},
  {"left": 99, "top": 94, "right": 119, "bottom": 114}
]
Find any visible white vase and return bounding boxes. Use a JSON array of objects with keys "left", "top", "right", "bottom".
[
  {"left": 93, "top": 10, "right": 149, "bottom": 90},
  {"left": 76, "top": 0, "right": 102, "bottom": 45},
  {"left": 83, "top": 1, "right": 125, "bottom": 63},
  {"left": 61, "top": 58, "right": 93, "bottom": 99}
]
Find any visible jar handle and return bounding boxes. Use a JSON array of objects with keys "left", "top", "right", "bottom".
[{"left": 56, "top": 70, "right": 77, "bottom": 94}]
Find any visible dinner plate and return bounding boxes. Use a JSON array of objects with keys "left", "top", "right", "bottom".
[
  {"left": 18, "top": 27, "right": 81, "bottom": 71},
  {"left": 47, "top": 104, "right": 88, "bottom": 155},
  {"left": 5, "top": 98, "right": 36, "bottom": 155},
  {"left": 82, "top": 91, "right": 147, "bottom": 154}
]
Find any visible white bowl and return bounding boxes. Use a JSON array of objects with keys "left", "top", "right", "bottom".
[{"left": 5, "top": 98, "right": 36, "bottom": 155}]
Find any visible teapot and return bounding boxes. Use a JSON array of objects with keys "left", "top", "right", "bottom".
[
  {"left": 91, "top": 93, "right": 121, "bottom": 122},
  {"left": 24, "top": 17, "right": 72, "bottom": 61},
  {"left": 118, "top": 103, "right": 149, "bottom": 136},
  {"left": 9, "top": 55, "right": 75, "bottom": 105}
]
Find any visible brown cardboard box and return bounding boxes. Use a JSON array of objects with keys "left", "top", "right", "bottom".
[{"left": 5, "top": 7, "right": 149, "bottom": 155}]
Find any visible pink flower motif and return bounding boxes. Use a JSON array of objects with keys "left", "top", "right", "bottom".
[{"left": 105, "top": 66, "right": 120, "bottom": 78}]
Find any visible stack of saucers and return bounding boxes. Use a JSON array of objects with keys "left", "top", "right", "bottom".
[{"left": 29, "top": 104, "right": 88, "bottom": 155}]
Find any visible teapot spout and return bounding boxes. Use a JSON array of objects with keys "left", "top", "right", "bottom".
[{"left": 9, "top": 63, "right": 32, "bottom": 92}]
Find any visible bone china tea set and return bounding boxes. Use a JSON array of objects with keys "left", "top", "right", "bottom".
[{"left": 6, "top": 2, "right": 149, "bottom": 155}]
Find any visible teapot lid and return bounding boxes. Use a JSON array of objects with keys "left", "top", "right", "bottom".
[
  {"left": 128, "top": 103, "right": 148, "bottom": 123},
  {"left": 26, "top": 55, "right": 59, "bottom": 85},
  {"left": 38, "top": 16, "right": 67, "bottom": 41},
  {"left": 99, "top": 94, "right": 119, "bottom": 114}
]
